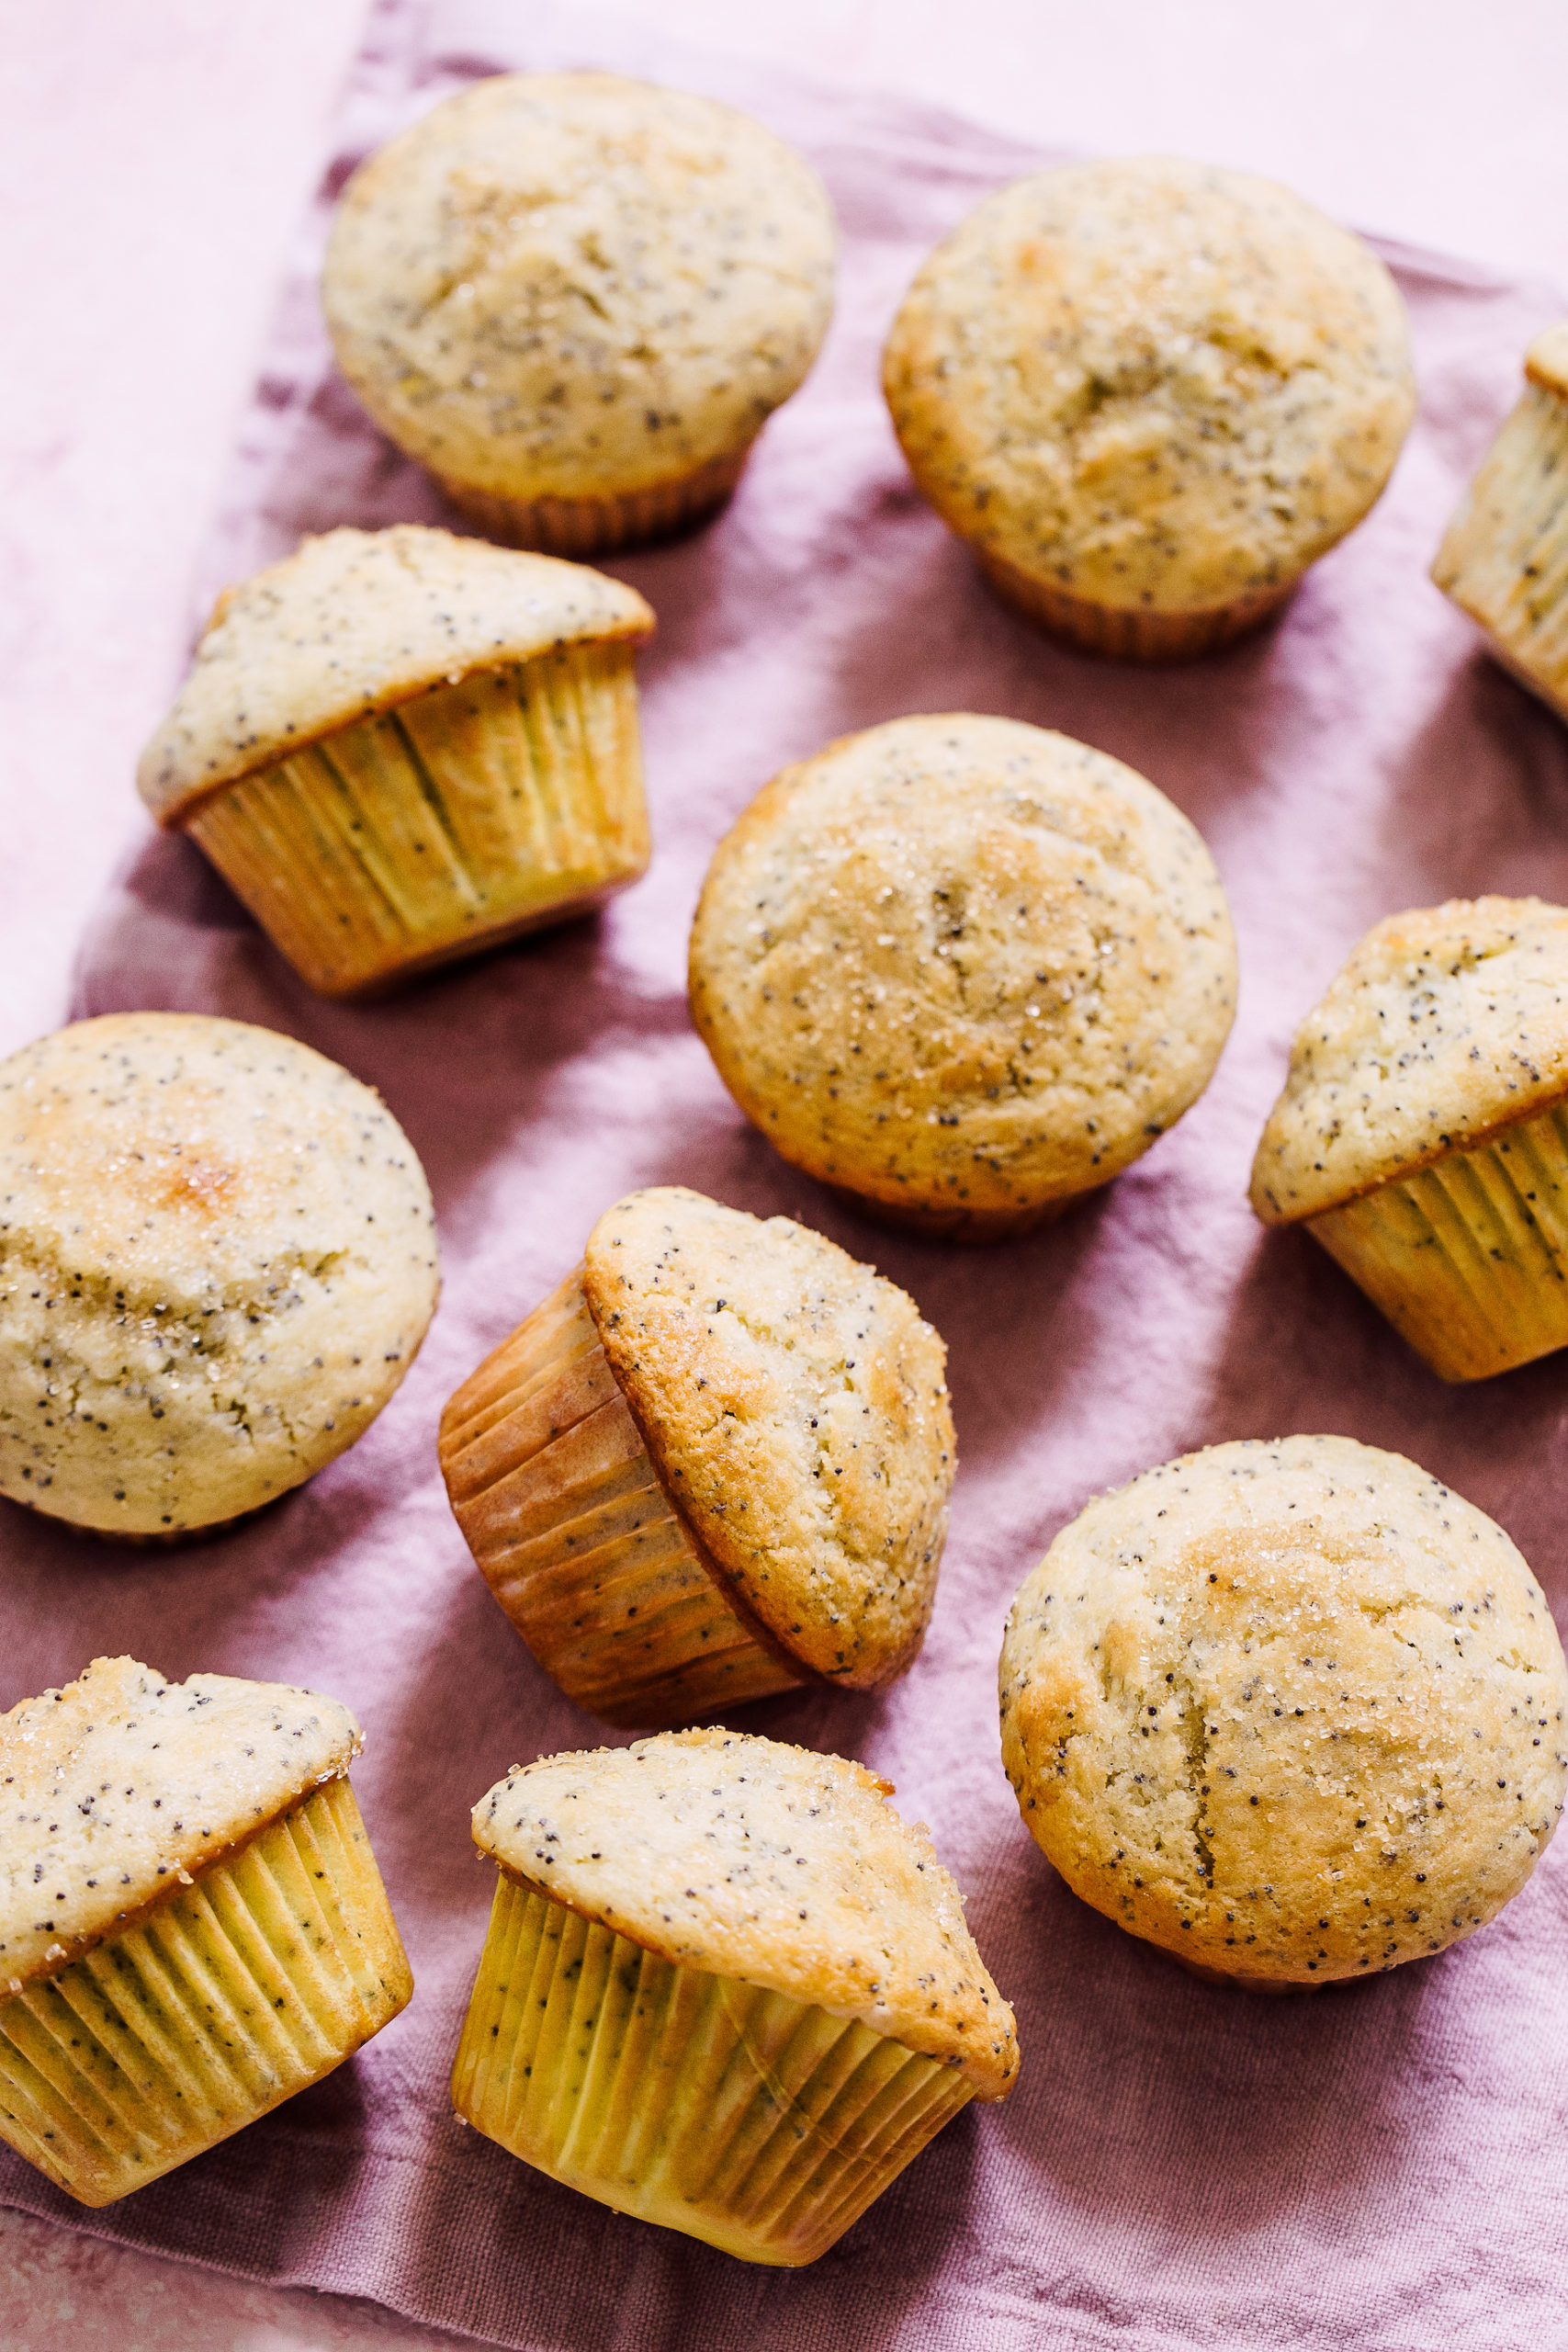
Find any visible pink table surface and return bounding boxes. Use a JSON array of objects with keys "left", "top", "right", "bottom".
[{"left": 4, "top": 5, "right": 1568, "bottom": 2349}]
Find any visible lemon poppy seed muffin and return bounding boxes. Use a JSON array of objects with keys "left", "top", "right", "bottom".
[
  {"left": 0, "top": 1656, "right": 411, "bottom": 2204},
  {"left": 452, "top": 1728, "right": 1017, "bottom": 2263},
  {"left": 998, "top": 1435, "right": 1568, "bottom": 1989},
  {"left": 884, "top": 156, "right": 1415, "bottom": 660},
  {"left": 689, "top": 714, "right": 1237, "bottom": 1239},
  {"left": 438, "top": 1185, "right": 953, "bottom": 1725},
  {"left": 322, "top": 73, "right": 838, "bottom": 556},
  {"left": 137, "top": 526, "right": 655, "bottom": 999},
  {"left": 1432, "top": 322, "right": 1568, "bottom": 722},
  {"left": 1252, "top": 897, "right": 1568, "bottom": 1380},
  {"left": 0, "top": 1012, "right": 439, "bottom": 1538}
]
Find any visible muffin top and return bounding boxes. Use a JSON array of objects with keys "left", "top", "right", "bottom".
[
  {"left": 1526, "top": 321, "right": 1568, "bottom": 398},
  {"left": 0, "top": 1656, "right": 359, "bottom": 1991},
  {"left": 137, "top": 524, "right": 654, "bottom": 822},
  {"left": 0, "top": 1012, "right": 439, "bottom": 1535},
  {"left": 689, "top": 715, "right": 1236, "bottom": 1226},
  {"left": 474, "top": 1727, "right": 1017, "bottom": 2094},
  {"left": 884, "top": 156, "right": 1415, "bottom": 616},
  {"left": 321, "top": 73, "right": 837, "bottom": 505},
  {"left": 582, "top": 1186, "right": 953, "bottom": 1688},
  {"left": 1252, "top": 897, "right": 1568, "bottom": 1223},
  {"left": 999, "top": 1435, "right": 1568, "bottom": 1985}
]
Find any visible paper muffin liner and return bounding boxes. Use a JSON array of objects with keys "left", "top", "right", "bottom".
[
  {"left": 0, "top": 1775, "right": 411, "bottom": 2207},
  {"left": 435, "top": 449, "right": 751, "bottom": 560},
  {"left": 1431, "top": 374, "right": 1568, "bottom": 725},
  {"left": 179, "top": 639, "right": 649, "bottom": 999},
  {"left": 439, "top": 1270, "right": 805, "bottom": 1728},
  {"left": 977, "top": 548, "right": 1293, "bottom": 662},
  {"left": 451, "top": 1872, "right": 974, "bottom": 2267},
  {"left": 1307, "top": 1094, "right": 1568, "bottom": 1381}
]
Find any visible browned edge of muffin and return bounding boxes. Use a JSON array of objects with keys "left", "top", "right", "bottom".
[{"left": 979, "top": 549, "right": 1295, "bottom": 663}]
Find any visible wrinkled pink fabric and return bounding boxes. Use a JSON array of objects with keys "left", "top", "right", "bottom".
[{"left": 5, "top": 2, "right": 1568, "bottom": 2345}]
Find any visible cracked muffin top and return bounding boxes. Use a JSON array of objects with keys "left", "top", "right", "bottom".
[
  {"left": 137, "top": 525, "right": 654, "bottom": 823},
  {"left": 0, "top": 1656, "right": 359, "bottom": 1992},
  {"left": 474, "top": 1726, "right": 1018, "bottom": 2094},
  {"left": 582, "top": 1186, "right": 953, "bottom": 1688},
  {"left": 688, "top": 714, "right": 1236, "bottom": 1235},
  {"left": 1252, "top": 897, "right": 1568, "bottom": 1223},
  {"left": 321, "top": 73, "right": 837, "bottom": 504},
  {"left": 0, "top": 1012, "right": 439, "bottom": 1537},
  {"left": 998, "top": 1434, "right": 1568, "bottom": 1986},
  {"left": 884, "top": 156, "right": 1414, "bottom": 617}
]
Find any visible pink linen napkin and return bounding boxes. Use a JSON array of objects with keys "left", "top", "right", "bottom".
[{"left": 4, "top": 2, "right": 1567, "bottom": 2345}]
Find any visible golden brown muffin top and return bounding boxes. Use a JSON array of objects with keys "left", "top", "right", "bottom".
[
  {"left": 1525, "top": 322, "right": 1568, "bottom": 399},
  {"left": 137, "top": 524, "right": 653, "bottom": 822},
  {"left": 884, "top": 156, "right": 1414, "bottom": 616},
  {"left": 0, "top": 1657, "right": 360, "bottom": 1991},
  {"left": 1252, "top": 897, "right": 1568, "bottom": 1223},
  {"left": 999, "top": 1435, "right": 1568, "bottom": 1986},
  {"left": 0, "top": 1012, "right": 439, "bottom": 1535},
  {"left": 582, "top": 1186, "right": 953, "bottom": 1688},
  {"left": 689, "top": 715, "right": 1236, "bottom": 1227},
  {"left": 473, "top": 1727, "right": 1018, "bottom": 2095},
  {"left": 321, "top": 73, "right": 837, "bottom": 505}
]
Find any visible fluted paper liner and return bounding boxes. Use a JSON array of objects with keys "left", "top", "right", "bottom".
[
  {"left": 181, "top": 639, "right": 649, "bottom": 998},
  {"left": 439, "top": 1270, "right": 804, "bottom": 1727},
  {"left": 451, "top": 1873, "right": 974, "bottom": 2266},
  {"left": 0, "top": 1775, "right": 411, "bottom": 2207},
  {"left": 436, "top": 448, "right": 750, "bottom": 560},
  {"left": 1309, "top": 1096, "right": 1568, "bottom": 1381}
]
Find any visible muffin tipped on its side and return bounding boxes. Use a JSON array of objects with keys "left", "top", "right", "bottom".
[
  {"left": 0, "top": 1657, "right": 411, "bottom": 2205},
  {"left": 438, "top": 1186, "right": 954, "bottom": 1726},
  {"left": 1251, "top": 896, "right": 1568, "bottom": 1379},
  {"left": 999, "top": 1436, "right": 1568, "bottom": 1989},
  {"left": 137, "top": 526, "right": 655, "bottom": 1000},
  {"left": 1433, "top": 323, "right": 1568, "bottom": 725},
  {"left": 453, "top": 1728, "right": 1017, "bottom": 2262}
]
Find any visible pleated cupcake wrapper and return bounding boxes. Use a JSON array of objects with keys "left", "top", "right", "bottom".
[
  {"left": 436, "top": 447, "right": 750, "bottom": 559},
  {"left": 451, "top": 1874, "right": 973, "bottom": 2267},
  {"left": 1308, "top": 1095, "right": 1568, "bottom": 1381},
  {"left": 1431, "top": 375, "right": 1568, "bottom": 724},
  {"left": 977, "top": 547, "right": 1292, "bottom": 662},
  {"left": 0, "top": 1775, "right": 411, "bottom": 2207},
  {"left": 438, "top": 1270, "right": 804, "bottom": 1728},
  {"left": 181, "top": 639, "right": 649, "bottom": 999}
]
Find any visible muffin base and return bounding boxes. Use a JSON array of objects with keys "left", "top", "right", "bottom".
[
  {"left": 1431, "top": 376, "right": 1568, "bottom": 725},
  {"left": 828, "top": 1179, "right": 1097, "bottom": 1245},
  {"left": 1173, "top": 1954, "right": 1321, "bottom": 1996},
  {"left": 0, "top": 1776, "right": 411, "bottom": 2206},
  {"left": 1, "top": 1488, "right": 280, "bottom": 1551},
  {"left": 438, "top": 1270, "right": 806, "bottom": 1728},
  {"left": 179, "top": 639, "right": 649, "bottom": 1000},
  {"left": 1306, "top": 1094, "right": 1568, "bottom": 1381},
  {"left": 978, "top": 548, "right": 1294, "bottom": 662},
  {"left": 437, "top": 449, "right": 750, "bottom": 560},
  {"left": 451, "top": 1872, "right": 973, "bottom": 2266}
]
